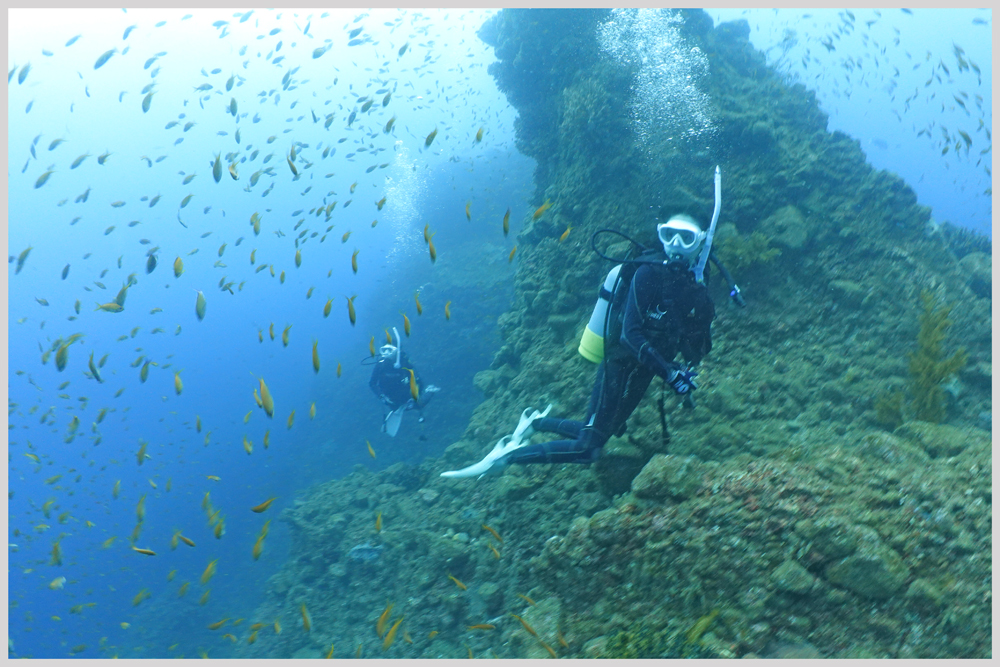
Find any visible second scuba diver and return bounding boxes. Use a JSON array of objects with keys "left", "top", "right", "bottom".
[
  {"left": 369, "top": 327, "right": 440, "bottom": 437},
  {"left": 443, "top": 167, "right": 741, "bottom": 478}
]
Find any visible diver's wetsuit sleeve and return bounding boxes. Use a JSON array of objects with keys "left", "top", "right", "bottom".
[
  {"left": 369, "top": 362, "right": 383, "bottom": 394},
  {"left": 620, "top": 264, "right": 678, "bottom": 379},
  {"left": 682, "top": 287, "right": 715, "bottom": 365}
]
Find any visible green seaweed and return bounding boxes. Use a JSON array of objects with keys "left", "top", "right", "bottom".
[
  {"left": 603, "top": 616, "right": 721, "bottom": 659},
  {"left": 715, "top": 231, "right": 781, "bottom": 273},
  {"left": 907, "top": 291, "right": 968, "bottom": 423},
  {"left": 873, "top": 390, "right": 905, "bottom": 430}
]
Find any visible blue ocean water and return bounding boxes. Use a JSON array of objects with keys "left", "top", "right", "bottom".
[
  {"left": 5, "top": 7, "right": 991, "bottom": 659},
  {"left": 7, "top": 8, "right": 532, "bottom": 658},
  {"left": 709, "top": 8, "right": 992, "bottom": 237}
]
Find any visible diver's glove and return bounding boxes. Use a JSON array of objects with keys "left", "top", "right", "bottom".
[{"left": 666, "top": 367, "right": 698, "bottom": 395}]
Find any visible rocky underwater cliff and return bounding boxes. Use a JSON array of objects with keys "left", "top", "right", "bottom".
[{"left": 238, "top": 9, "right": 991, "bottom": 659}]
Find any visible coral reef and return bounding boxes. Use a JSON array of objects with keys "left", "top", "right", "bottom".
[
  {"left": 715, "top": 230, "right": 781, "bottom": 273},
  {"left": 237, "top": 9, "right": 991, "bottom": 660}
]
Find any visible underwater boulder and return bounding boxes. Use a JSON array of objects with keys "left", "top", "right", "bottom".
[
  {"left": 631, "top": 453, "right": 705, "bottom": 502},
  {"left": 757, "top": 204, "right": 818, "bottom": 252}
]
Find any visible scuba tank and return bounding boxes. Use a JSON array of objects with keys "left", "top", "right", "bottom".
[{"left": 578, "top": 265, "right": 622, "bottom": 363}]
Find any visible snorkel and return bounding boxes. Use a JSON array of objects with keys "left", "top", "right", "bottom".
[
  {"left": 694, "top": 165, "right": 721, "bottom": 284},
  {"left": 392, "top": 327, "right": 401, "bottom": 368}
]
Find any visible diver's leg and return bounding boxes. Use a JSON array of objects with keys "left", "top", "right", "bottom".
[
  {"left": 528, "top": 360, "right": 610, "bottom": 439},
  {"left": 504, "top": 427, "right": 607, "bottom": 465},
  {"left": 531, "top": 417, "right": 583, "bottom": 439}
]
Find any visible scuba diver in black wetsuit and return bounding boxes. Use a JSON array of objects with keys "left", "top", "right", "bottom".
[
  {"left": 368, "top": 327, "right": 440, "bottom": 437},
  {"left": 442, "top": 167, "right": 744, "bottom": 479}
]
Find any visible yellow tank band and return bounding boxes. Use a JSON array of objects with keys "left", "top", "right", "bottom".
[{"left": 578, "top": 327, "right": 604, "bottom": 364}]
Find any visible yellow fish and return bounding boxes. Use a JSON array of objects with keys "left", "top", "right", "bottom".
[
  {"left": 323, "top": 298, "right": 333, "bottom": 317},
  {"left": 179, "top": 534, "right": 195, "bottom": 547},
  {"left": 300, "top": 604, "right": 311, "bottom": 632},
  {"left": 49, "top": 576, "right": 67, "bottom": 590},
  {"left": 269, "top": 323, "right": 275, "bottom": 340},
  {"left": 488, "top": 543, "right": 501, "bottom": 560},
  {"left": 252, "top": 497, "right": 277, "bottom": 513},
  {"left": 173, "top": 257, "right": 183, "bottom": 277},
  {"left": 448, "top": 574, "right": 467, "bottom": 591},
  {"left": 375, "top": 511, "right": 382, "bottom": 532},
  {"left": 325, "top": 643, "right": 335, "bottom": 659},
  {"left": 295, "top": 249, "right": 302, "bottom": 268},
  {"left": 200, "top": 559, "right": 218, "bottom": 585},
  {"left": 428, "top": 235, "right": 437, "bottom": 263},
  {"left": 244, "top": 410, "right": 252, "bottom": 424},
  {"left": 214, "top": 519, "right": 225, "bottom": 539},
  {"left": 423, "top": 223, "right": 431, "bottom": 243},
  {"left": 503, "top": 208, "right": 510, "bottom": 237},
  {"left": 510, "top": 613, "right": 537, "bottom": 637},
  {"left": 341, "top": 230, "right": 352, "bottom": 243},
  {"left": 424, "top": 126, "right": 438, "bottom": 146},
  {"left": 402, "top": 312, "right": 411, "bottom": 337},
  {"left": 309, "top": 402, "right": 316, "bottom": 419},
  {"left": 200, "top": 590, "right": 210, "bottom": 605},
  {"left": 516, "top": 593, "right": 537, "bottom": 606},
  {"left": 287, "top": 409, "right": 295, "bottom": 429},
  {"left": 369, "top": 336, "right": 376, "bottom": 357},
  {"left": 195, "top": 290, "right": 207, "bottom": 320},
  {"left": 476, "top": 126, "right": 484, "bottom": 143},
  {"left": 533, "top": 199, "right": 552, "bottom": 219},
  {"left": 252, "top": 536, "right": 264, "bottom": 561},
  {"left": 263, "top": 430, "right": 270, "bottom": 449},
  {"left": 95, "top": 302, "right": 123, "bottom": 313},
  {"left": 383, "top": 616, "right": 404, "bottom": 651},
  {"left": 337, "top": 362, "right": 342, "bottom": 378},
  {"left": 133, "top": 589, "right": 150, "bottom": 606},
  {"left": 444, "top": 301, "right": 452, "bottom": 320},
  {"left": 559, "top": 225, "right": 573, "bottom": 242},
  {"left": 376, "top": 196, "right": 386, "bottom": 210},
  {"left": 482, "top": 524, "right": 503, "bottom": 543},
  {"left": 351, "top": 248, "right": 359, "bottom": 274},
  {"left": 414, "top": 292, "right": 423, "bottom": 315},
  {"left": 405, "top": 368, "right": 419, "bottom": 401},
  {"left": 274, "top": 619, "right": 282, "bottom": 635},
  {"left": 250, "top": 248, "right": 256, "bottom": 264},
  {"left": 509, "top": 246, "right": 517, "bottom": 263},
  {"left": 428, "top": 631, "right": 439, "bottom": 640},
  {"left": 178, "top": 582, "right": 190, "bottom": 597},
  {"left": 376, "top": 601, "right": 394, "bottom": 637},
  {"left": 102, "top": 536, "right": 117, "bottom": 549},
  {"left": 136, "top": 494, "right": 146, "bottom": 522},
  {"left": 346, "top": 295, "right": 357, "bottom": 325},
  {"left": 259, "top": 378, "right": 274, "bottom": 417},
  {"left": 312, "top": 341, "right": 320, "bottom": 373},
  {"left": 243, "top": 435, "right": 253, "bottom": 455},
  {"left": 207, "top": 618, "right": 229, "bottom": 631},
  {"left": 174, "top": 371, "right": 183, "bottom": 395},
  {"left": 282, "top": 325, "right": 291, "bottom": 347},
  {"left": 350, "top": 181, "right": 358, "bottom": 194},
  {"left": 367, "top": 440, "right": 376, "bottom": 459},
  {"left": 465, "top": 201, "right": 471, "bottom": 221}
]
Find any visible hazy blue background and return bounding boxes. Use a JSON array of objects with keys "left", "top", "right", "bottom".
[
  {"left": 710, "top": 7, "right": 992, "bottom": 237},
  {"left": 6, "top": 7, "right": 991, "bottom": 659}
]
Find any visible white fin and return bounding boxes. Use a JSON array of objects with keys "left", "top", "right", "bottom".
[{"left": 384, "top": 406, "right": 405, "bottom": 437}]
